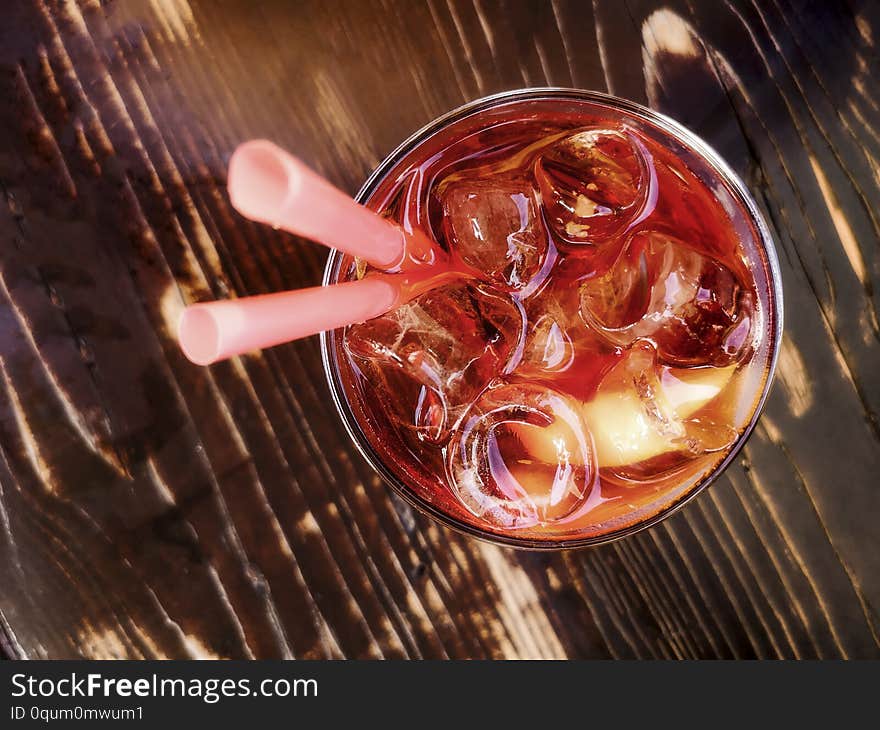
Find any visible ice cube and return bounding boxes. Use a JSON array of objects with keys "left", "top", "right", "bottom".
[
  {"left": 579, "top": 230, "right": 754, "bottom": 366},
  {"left": 585, "top": 344, "right": 738, "bottom": 470},
  {"left": 446, "top": 384, "right": 600, "bottom": 529},
  {"left": 440, "top": 175, "right": 548, "bottom": 292},
  {"left": 520, "top": 284, "right": 579, "bottom": 375},
  {"left": 514, "top": 284, "right": 624, "bottom": 406},
  {"left": 535, "top": 127, "right": 656, "bottom": 244},
  {"left": 524, "top": 312, "right": 576, "bottom": 373},
  {"left": 344, "top": 281, "right": 524, "bottom": 445}
]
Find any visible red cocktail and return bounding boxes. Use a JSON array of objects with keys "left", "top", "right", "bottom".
[{"left": 321, "top": 89, "right": 782, "bottom": 547}]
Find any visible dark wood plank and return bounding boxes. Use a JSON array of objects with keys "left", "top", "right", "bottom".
[{"left": 0, "top": 0, "right": 877, "bottom": 659}]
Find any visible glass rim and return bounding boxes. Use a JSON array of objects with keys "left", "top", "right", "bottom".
[{"left": 319, "top": 87, "right": 785, "bottom": 550}]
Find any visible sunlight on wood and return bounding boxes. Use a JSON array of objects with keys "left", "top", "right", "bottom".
[
  {"left": 478, "top": 543, "right": 567, "bottom": 659},
  {"left": 776, "top": 338, "right": 813, "bottom": 418},
  {"left": 642, "top": 8, "right": 699, "bottom": 59},
  {"left": 808, "top": 154, "right": 869, "bottom": 286},
  {"left": 146, "top": 0, "right": 201, "bottom": 44}
]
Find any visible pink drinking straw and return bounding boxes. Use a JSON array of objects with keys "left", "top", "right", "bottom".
[
  {"left": 177, "top": 140, "right": 443, "bottom": 366},
  {"left": 179, "top": 276, "right": 400, "bottom": 366},
  {"left": 227, "top": 139, "right": 435, "bottom": 269}
]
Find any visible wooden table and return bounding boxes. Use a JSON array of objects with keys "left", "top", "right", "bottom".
[{"left": 1, "top": 0, "right": 878, "bottom": 660}]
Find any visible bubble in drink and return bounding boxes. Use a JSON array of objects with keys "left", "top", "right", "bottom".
[
  {"left": 331, "top": 96, "right": 779, "bottom": 544},
  {"left": 579, "top": 230, "right": 754, "bottom": 366},
  {"left": 440, "top": 175, "right": 547, "bottom": 292},
  {"left": 343, "top": 281, "right": 523, "bottom": 445}
]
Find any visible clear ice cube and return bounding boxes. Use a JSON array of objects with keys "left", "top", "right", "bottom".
[
  {"left": 524, "top": 312, "right": 576, "bottom": 373},
  {"left": 535, "top": 127, "right": 655, "bottom": 245},
  {"left": 579, "top": 230, "right": 754, "bottom": 366},
  {"left": 584, "top": 343, "right": 738, "bottom": 477},
  {"left": 344, "top": 281, "right": 525, "bottom": 445},
  {"left": 518, "top": 284, "right": 587, "bottom": 375},
  {"left": 441, "top": 175, "right": 548, "bottom": 292},
  {"left": 446, "top": 384, "right": 601, "bottom": 529}
]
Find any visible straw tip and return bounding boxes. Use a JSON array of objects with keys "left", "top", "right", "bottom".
[
  {"left": 178, "top": 306, "right": 221, "bottom": 366},
  {"left": 228, "top": 140, "right": 297, "bottom": 224}
]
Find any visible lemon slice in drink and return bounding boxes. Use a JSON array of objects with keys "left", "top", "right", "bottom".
[{"left": 511, "top": 365, "right": 735, "bottom": 469}]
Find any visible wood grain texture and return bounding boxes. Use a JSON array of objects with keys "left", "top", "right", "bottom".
[{"left": 0, "top": 0, "right": 877, "bottom": 659}]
